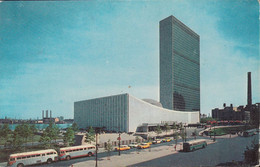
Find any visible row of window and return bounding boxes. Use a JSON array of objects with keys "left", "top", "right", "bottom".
[
  {"left": 14, "top": 152, "right": 56, "bottom": 160},
  {"left": 62, "top": 147, "right": 95, "bottom": 153}
]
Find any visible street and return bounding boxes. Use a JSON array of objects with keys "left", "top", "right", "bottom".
[{"left": 32, "top": 134, "right": 258, "bottom": 167}]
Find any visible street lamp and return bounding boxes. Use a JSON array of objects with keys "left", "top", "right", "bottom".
[
  {"left": 95, "top": 127, "right": 101, "bottom": 167},
  {"left": 118, "top": 132, "right": 121, "bottom": 156}
]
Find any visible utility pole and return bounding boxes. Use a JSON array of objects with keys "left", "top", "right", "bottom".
[
  {"left": 213, "top": 125, "right": 216, "bottom": 142},
  {"left": 184, "top": 125, "right": 187, "bottom": 142},
  {"left": 95, "top": 127, "right": 100, "bottom": 167},
  {"left": 118, "top": 132, "right": 121, "bottom": 156}
]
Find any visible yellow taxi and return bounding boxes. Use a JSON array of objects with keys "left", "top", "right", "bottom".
[
  {"left": 137, "top": 143, "right": 151, "bottom": 149},
  {"left": 115, "top": 145, "right": 130, "bottom": 151},
  {"left": 147, "top": 141, "right": 153, "bottom": 145},
  {"left": 165, "top": 138, "right": 172, "bottom": 142}
]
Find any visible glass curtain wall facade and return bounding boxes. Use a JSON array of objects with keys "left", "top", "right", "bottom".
[{"left": 160, "top": 15, "right": 200, "bottom": 111}]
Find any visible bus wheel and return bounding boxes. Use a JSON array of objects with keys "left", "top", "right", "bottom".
[
  {"left": 17, "top": 163, "right": 24, "bottom": 167},
  {"left": 47, "top": 158, "right": 52, "bottom": 164},
  {"left": 202, "top": 145, "right": 205, "bottom": 148},
  {"left": 66, "top": 156, "right": 71, "bottom": 160},
  {"left": 192, "top": 148, "right": 195, "bottom": 152},
  {"left": 88, "top": 152, "right": 93, "bottom": 156}
]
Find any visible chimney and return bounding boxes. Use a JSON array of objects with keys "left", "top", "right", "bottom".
[
  {"left": 223, "top": 103, "right": 226, "bottom": 108},
  {"left": 50, "top": 110, "right": 52, "bottom": 118},
  {"left": 247, "top": 72, "right": 252, "bottom": 106},
  {"left": 46, "top": 110, "right": 48, "bottom": 118},
  {"left": 42, "top": 110, "right": 44, "bottom": 119}
]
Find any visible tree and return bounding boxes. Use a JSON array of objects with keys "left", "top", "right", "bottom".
[
  {"left": 39, "top": 131, "right": 51, "bottom": 149},
  {"left": 72, "top": 123, "right": 79, "bottom": 133},
  {"left": 192, "top": 129, "right": 198, "bottom": 140},
  {"left": 172, "top": 122, "right": 177, "bottom": 130},
  {"left": 180, "top": 128, "right": 186, "bottom": 144},
  {"left": 63, "top": 127, "right": 75, "bottom": 146},
  {"left": 1, "top": 124, "right": 11, "bottom": 148},
  {"left": 104, "top": 139, "right": 113, "bottom": 160},
  {"left": 173, "top": 132, "right": 178, "bottom": 150},
  {"left": 12, "top": 128, "right": 23, "bottom": 150},
  {"left": 164, "top": 123, "right": 171, "bottom": 136},
  {"left": 45, "top": 121, "right": 59, "bottom": 144},
  {"left": 135, "top": 136, "right": 141, "bottom": 143},
  {"left": 85, "top": 126, "right": 95, "bottom": 144},
  {"left": 30, "top": 124, "right": 37, "bottom": 146},
  {"left": 155, "top": 125, "right": 162, "bottom": 137}
]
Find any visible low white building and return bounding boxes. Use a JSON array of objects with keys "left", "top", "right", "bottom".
[{"left": 74, "top": 93, "right": 199, "bottom": 133}]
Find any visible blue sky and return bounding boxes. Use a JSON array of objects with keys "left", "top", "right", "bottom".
[{"left": 0, "top": 0, "right": 259, "bottom": 119}]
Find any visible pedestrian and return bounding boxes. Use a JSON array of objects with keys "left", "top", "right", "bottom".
[{"left": 174, "top": 144, "right": 177, "bottom": 151}]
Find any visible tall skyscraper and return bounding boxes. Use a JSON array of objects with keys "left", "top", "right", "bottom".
[{"left": 160, "top": 15, "right": 200, "bottom": 111}]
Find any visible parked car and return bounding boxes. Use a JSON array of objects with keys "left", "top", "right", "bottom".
[
  {"left": 129, "top": 142, "right": 139, "bottom": 148},
  {"left": 115, "top": 145, "right": 130, "bottom": 151},
  {"left": 152, "top": 139, "right": 161, "bottom": 144},
  {"left": 137, "top": 143, "right": 150, "bottom": 149},
  {"left": 161, "top": 138, "right": 167, "bottom": 142},
  {"left": 147, "top": 141, "right": 153, "bottom": 145},
  {"left": 165, "top": 138, "right": 172, "bottom": 142}
]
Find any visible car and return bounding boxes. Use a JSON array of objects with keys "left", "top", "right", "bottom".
[
  {"left": 161, "top": 138, "right": 167, "bottom": 142},
  {"left": 165, "top": 138, "right": 172, "bottom": 142},
  {"left": 129, "top": 142, "right": 139, "bottom": 148},
  {"left": 137, "top": 143, "right": 151, "bottom": 149},
  {"left": 115, "top": 145, "right": 130, "bottom": 151},
  {"left": 152, "top": 139, "right": 161, "bottom": 144},
  {"left": 147, "top": 141, "right": 153, "bottom": 145}
]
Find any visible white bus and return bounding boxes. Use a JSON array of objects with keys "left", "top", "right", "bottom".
[
  {"left": 59, "top": 144, "right": 96, "bottom": 160},
  {"left": 7, "top": 149, "right": 58, "bottom": 167}
]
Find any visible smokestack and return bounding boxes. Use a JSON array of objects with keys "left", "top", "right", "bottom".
[
  {"left": 50, "top": 110, "right": 52, "bottom": 118},
  {"left": 46, "top": 110, "right": 48, "bottom": 118},
  {"left": 42, "top": 110, "right": 44, "bottom": 119},
  {"left": 223, "top": 103, "right": 226, "bottom": 108},
  {"left": 247, "top": 72, "right": 252, "bottom": 106}
]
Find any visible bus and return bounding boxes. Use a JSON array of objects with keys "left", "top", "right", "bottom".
[
  {"left": 7, "top": 149, "right": 58, "bottom": 167},
  {"left": 59, "top": 144, "right": 96, "bottom": 160},
  {"left": 183, "top": 139, "right": 207, "bottom": 152},
  {"left": 242, "top": 129, "right": 257, "bottom": 137}
]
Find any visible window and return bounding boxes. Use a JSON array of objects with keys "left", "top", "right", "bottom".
[
  {"left": 10, "top": 158, "right": 15, "bottom": 161},
  {"left": 41, "top": 154, "right": 45, "bottom": 156},
  {"left": 32, "top": 155, "right": 36, "bottom": 157},
  {"left": 36, "top": 154, "right": 40, "bottom": 157},
  {"left": 84, "top": 148, "right": 87, "bottom": 150},
  {"left": 22, "top": 157, "right": 26, "bottom": 159},
  {"left": 17, "top": 157, "right": 22, "bottom": 160},
  {"left": 79, "top": 148, "right": 83, "bottom": 151},
  {"left": 27, "top": 156, "right": 31, "bottom": 158}
]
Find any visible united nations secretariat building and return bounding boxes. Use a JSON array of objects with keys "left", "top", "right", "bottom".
[{"left": 74, "top": 15, "right": 200, "bottom": 133}]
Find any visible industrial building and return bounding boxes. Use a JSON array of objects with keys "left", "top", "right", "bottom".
[{"left": 74, "top": 15, "right": 200, "bottom": 132}]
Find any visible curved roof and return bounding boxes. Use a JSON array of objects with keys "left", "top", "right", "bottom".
[{"left": 142, "top": 99, "right": 163, "bottom": 108}]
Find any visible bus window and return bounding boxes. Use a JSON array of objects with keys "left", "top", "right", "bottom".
[
  {"left": 10, "top": 158, "right": 15, "bottom": 161},
  {"left": 42, "top": 154, "right": 45, "bottom": 156},
  {"left": 27, "top": 156, "right": 31, "bottom": 158},
  {"left": 17, "top": 157, "right": 22, "bottom": 160},
  {"left": 80, "top": 148, "right": 83, "bottom": 151},
  {"left": 36, "top": 154, "right": 40, "bottom": 157},
  {"left": 22, "top": 157, "right": 26, "bottom": 159},
  {"left": 84, "top": 148, "right": 87, "bottom": 150}
]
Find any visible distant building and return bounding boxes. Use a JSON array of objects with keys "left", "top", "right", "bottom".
[
  {"left": 160, "top": 15, "right": 200, "bottom": 111},
  {"left": 212, "top": 104, "right": 250, "bottom": 122}
]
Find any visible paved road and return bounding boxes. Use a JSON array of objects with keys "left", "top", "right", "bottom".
[{"left": 129, "top": 135, "right": 259, "bottom": 167}]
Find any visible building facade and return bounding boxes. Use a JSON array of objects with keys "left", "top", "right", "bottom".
[
  {"left": 74, "top": 93, "right": 200, "bottom": 133},
  {"left": 160, "top": 15, "right": 200, "bottom": 111}
]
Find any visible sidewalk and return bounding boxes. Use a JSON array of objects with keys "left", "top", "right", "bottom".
[{"left": 74, "top": 139, "right": 215, "bottom": 167}]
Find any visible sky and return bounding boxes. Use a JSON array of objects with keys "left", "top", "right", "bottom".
[{"left": 0, "top": 0, "right": 259, "bottom": 119}]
